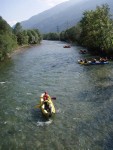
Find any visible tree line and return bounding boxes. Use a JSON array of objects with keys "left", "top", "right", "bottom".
[
  {"left": 44, "top": 4, "right": 113, "bottom": 56},
  {"left": 1, "top": 4, "right": 113, "bottom": 61},
  {"left": 0, "top": 17, "right": 42, "bottom": 61}
]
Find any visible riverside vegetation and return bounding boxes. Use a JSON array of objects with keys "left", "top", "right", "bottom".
[
  {"left": 1, "top": 4, "right": 113, "bottom": 61},
  {"left": 0, "top": 17, "right": 42, "bottom": 61},
  {"left": 44, "top": 4, "right": 113, "bottom": 57}
]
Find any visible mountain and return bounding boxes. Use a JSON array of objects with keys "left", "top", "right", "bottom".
[{"left": 21, "top": 0, "right": 113, "bottom": 33}]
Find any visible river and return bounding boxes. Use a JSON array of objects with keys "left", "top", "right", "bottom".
[{"left": 0, "top": 40, "right": 113, "bottom": 150}]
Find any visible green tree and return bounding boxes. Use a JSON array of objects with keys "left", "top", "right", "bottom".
[
  {"left": 27, "top": 29, "right": 42, "bottom": 44},
  {"left": 63, "top": 23, "right": 82, "bottom": 43},
  {"left": 30, "top": 30, "right": 39, "bottom": 44},
  {"left": 17, "top": 30, "right": 28, "bottom": 45},
  {"left": 13, "top": 22, "right": 23, "bottom": 35},
  {"left": 60, "top": 31, "right": 66, "bottom": 41},
  {"left": 34, "top": 29, "right": 42, "bottom": 42},
  {"left": 27, "top": 30, "right": 34, "bottom": 44},
  {"left": 0, "top": 16, "right": 17, "bottom": 61},
  {"left": 43, "top": 32, "right": 59, "bottom": 40},
  {"left": 80, "top": 4, "right": 113, "bottom": 52}
]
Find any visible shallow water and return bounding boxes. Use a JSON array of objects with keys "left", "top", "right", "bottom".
[{"left": 0, "top": 40, "right": 113, "bottom": 150}]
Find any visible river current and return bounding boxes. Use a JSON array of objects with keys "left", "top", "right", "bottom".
[{"left": 0, "top": 40, "right": 113, "bottom": 150}]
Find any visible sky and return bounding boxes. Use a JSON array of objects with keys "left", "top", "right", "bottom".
[{"left": 0, "top": 0, "right": 70, "bottom": 26}]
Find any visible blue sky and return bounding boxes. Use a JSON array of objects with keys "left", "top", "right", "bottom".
[{"left": 0, "top": 0, "right": 70, "bottom": 26}]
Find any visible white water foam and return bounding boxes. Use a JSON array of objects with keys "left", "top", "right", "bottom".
[
  {"left": 4, "top": 121, "right": 7, "bottom": 124},
  {"left": 16, "top": 107, "right": 21, "bottom": 110},
  {"left": 56, "top": 108, "right": 65, "bottom": 114},
  {"left": 26, "top": 93, "right": 32, "bottom": 95},
  {"left": 56, "top": 108, "right": 62, "bottom": 113},
  {"left": 36, "top": 119, "right": 53, "bottom": 127},
  {"left": 0, "top": 82, "right": 6, "bottom": 84}
]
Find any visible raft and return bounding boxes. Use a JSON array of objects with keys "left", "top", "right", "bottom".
[
  {"left": 63, "top": 45, "right": 71, "bottom": 48},
  {"left": 78, "top": 60, "right": 88, "bottom": 65},
  {"left": 40, "top": 93, "right": 55, "bottom": 118},
  {"left": 79, "top": 50, "right": 87, "bottom": 54},
  {"left": 78, "top": 60, "right": 109, "bottom": 65},
  {"left": 88, "top": 61, "right": 109, "bottom": 65}
]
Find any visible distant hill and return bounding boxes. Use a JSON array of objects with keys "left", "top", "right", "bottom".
[{"left": 21, "top": 0, "right": 113, "bottom": 33}]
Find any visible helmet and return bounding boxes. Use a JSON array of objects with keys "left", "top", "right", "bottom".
[{"left": 45, "top": 91, "right": 48, "bottom": 94}]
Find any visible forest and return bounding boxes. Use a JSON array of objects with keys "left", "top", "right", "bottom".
[{"left": 0, "top": 17, "right": 42, "bottom": 61}]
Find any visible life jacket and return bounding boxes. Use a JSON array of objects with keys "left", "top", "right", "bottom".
[{"left": 43, "top": 94, "right": 49, "bottom": 101}]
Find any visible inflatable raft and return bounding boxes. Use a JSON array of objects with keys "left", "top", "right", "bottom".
[
  {"left": 78, "top": 60, "right": 109, "bottom": 65},
  {"left": 40, "top": 93, "right": 55, "bottom": 118}
]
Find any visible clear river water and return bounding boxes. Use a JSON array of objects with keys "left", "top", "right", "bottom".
[{"left": 0, "top": 40, "right": 113, "bottom": 150}]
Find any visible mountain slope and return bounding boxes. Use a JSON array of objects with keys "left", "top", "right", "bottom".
[{"left": 21, "top": 0, "right": 113, "bottom": 33}]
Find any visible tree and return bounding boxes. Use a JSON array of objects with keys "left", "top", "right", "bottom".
[
  {"left": 27, "top": 29, "right": 41, "bottom": 44},
  {"left": 43, "top": 32, "right": 59, "bottom": 41},
  {"left": 17, "top": 30, "right": 28, "bottom": 45},
  {"left": 60, "top": 31, "right": 66, "bottom": 41},
  {"left": 34, "top": 29, "right": 42, "bottom": 42},
  {"left": 13, "top": 22, "right": 23, "bottom": 35},
  {"left": 80, "top": 4, "right": 113, "bottom": 52},
  {"left": 63, "top": 23, "right": 82, "bottom": 43},
  {"left": 0, "top": 18, "right": 42, "bottom": 61},
  {"left": 0, "top": 16, "right": 17, "bottom": 61}
]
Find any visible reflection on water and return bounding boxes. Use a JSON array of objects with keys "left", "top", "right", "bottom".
[{"left": 0, "top": 40, "right": 113, "bottom": 149}]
